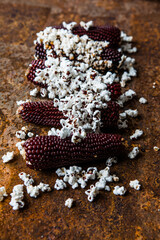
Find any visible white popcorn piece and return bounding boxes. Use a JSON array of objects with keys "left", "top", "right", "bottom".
[
  {"left": 30, "top": 88, "right": 38, "bottom": 97},
  {"left": 113, "top": 186, "right": 126, "bottom": 196},
  {"left": 27, "top": 132, "right": 34, "bottom": 138},
  {"left": 105, "top": 185, "right": 110, "bottom": 191},
  {"left": 38, "top": 182, "right": 51, "bottom": 192},
  {"left": 56, "top": 167, "right": 67, "bottom": 177},
  {"left": 26, "top": 185, "right": 40, "bottom": 198},
  {"left": 0, "top": 187, "right": 8, "bottom": 201},
  {"left": 130, "top": 129, "right": 143, "bottom": 140},
  {"left": 40, "top": 88, "right": 47, "bottom": 98},
  {"left": 85, "top": 185, "right": 99, "bottom": 202},
  {"left": 106, "top": 157, "right": 117, "bottom": 167},
  {"left": 10, "top": 184, "right": 25, "bottom": 210},
  {"left": 16, "top": 141, "right": 25, "bottom": 155},
  {"left": 139, "top": 97, "right": 147, "bottom": 104},
  {"left": 129, "top": 180, "right": 141, "bottom": 190},
  {"left": 153, "top": 146, "right": 159, "bottom": 152},
  {"left": 125, "top": 109, "right": 138, "bottom": 118},
  {"left": 19, "top": 172, "right": 34, "bottom": 186},
  {"left": 16, "top": 99, "right": 31, "bottom": 106},
  {"left": 16, "top": 130, "right": 26, "bottom": 140},
  {"left": 80, "top": 21, "right": 94, "bottom": 31},
  {"left": 65, "top": 198, "right": 74, "bottom": 208},
  {"left": 118, "top": 89, "right": 136, "bottom": 107},
  {"left": 128, "top": 147, "right": 139, "bottom": 159},
  {"left": 54, "top": 179, "right": 67, "bottom": 190},
  {"left": 118, "top": 119, "right": 128, "bottom": 129},
  {"left": 2, "top": 151, "right": 14, "bottom": 163}
]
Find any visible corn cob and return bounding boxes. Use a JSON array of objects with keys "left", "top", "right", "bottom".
[
  {"left": 72, "top": 25, "right": 120, "bottom": 46},
  {"left": 35, "top": 25, "right": 120, "bottom": 59},
  {"left": 22, "top": 133, "right": 124, "bottom": 170},
  {"left": 17, "top": 101, "right": 119, "bottom": 129},
  {"left": 26, "top": 59, "right": 46, "bottom": 87}
]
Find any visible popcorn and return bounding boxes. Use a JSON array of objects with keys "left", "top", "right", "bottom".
[
  {"left": 54, "top": 179, "right": 67, "bottom": 190},
  {"left": 9, "top": 184, "right": 25, "bottom": 210},
  {"left": 130, "top": 129, "right": 143, "bottom": 140},
  {"left": 0, "top": 187, "right": 8, "bottom": 201},
  {"left": 65, "top": 198, "right": 74, "bottom": 208},
  {"left": 113, "top": 186, "right": 126, "bottom": 195},
  {"left": 85, "top": 185, "right": 99, "bottom": 202},
  {"left": 129, "top": 180, "right": 141, "bottom": 190},
  {"left": 128, "top": 147, "right": 139, "bottom": 159},
  {"left": 2, "top": 151, "right": 14, "bottom": 163}
]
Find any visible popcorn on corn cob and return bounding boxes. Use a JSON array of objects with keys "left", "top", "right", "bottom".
[
  {"left": 22, "top": 133, "right": 124, "bottom": 170},
  {"left": 17, "top": 101, "right": 120, "bottom": 129}
]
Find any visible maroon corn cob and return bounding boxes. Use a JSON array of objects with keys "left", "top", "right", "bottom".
[
  {"left": 35, "top": 25, "right": 120, "bottom": 59},
  {"left": 72, "top": 25, "right": 120, "bottom": 46},
  {"left": 26, "top": 59, "right": 46, "bottom": 87},
  {"left": 22, "top": 133, "right": 124, "bottom": 170},
  {"left": 17, "top": 101, "right": 119, "bottom": 129}
]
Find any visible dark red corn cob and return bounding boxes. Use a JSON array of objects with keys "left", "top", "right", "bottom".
[
  {"left": 22, "top": 133, "right": 124, "bottom": 170},
  {"left": 101, "top": 48, "right": 121, "bottom": 63},
  {"left": 26, "top": 59, "right": 46, "bottom": 87},
  {"left": 17, "top": 101, "right": 119, "bottom": 129},
  {"left": 17, "top": 101, "right": 65, "bottom": 128},
  {"left": 72, "top": 25, "right": 120, "bottom": 46},
  {"left": 107, "top": 82, "right": 121, "bottom": 101}
]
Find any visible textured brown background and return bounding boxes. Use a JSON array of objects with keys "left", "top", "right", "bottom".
[{"left": 0, "top": 0, "right": 160, "bottom": 239}]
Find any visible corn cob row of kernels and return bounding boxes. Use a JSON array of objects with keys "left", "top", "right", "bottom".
[
  {"left": 22, "top": 133, "right": 124, "bottom": 170},
  {"left": 17, "top": 101, "right": 119, "bottom": 129}
]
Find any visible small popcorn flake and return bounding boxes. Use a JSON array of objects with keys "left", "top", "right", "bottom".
[
  {"left": 19, "top": 172, "right": 34, "bottom": 186},
  {"left": 130, "top": 129, "right": 143, "bottom": 140},
  {"left": 139, "top": 97, "right": 147, "bottom": 104},
  {"left": 105, "top": 186, "right": 110, "bottom": 191},
  {"left": 113, "top": 186, "right": 126, "bottom": 196},
  {"left": 106, "top": 157, "right": 117, "bottom": 167},
  {"left": 27, "top": 132, "right": 34, "bottom": 138},
  {"left": 0, "top": 187, "right": 8, "bottom": 201},
  {"left": 125, "top": 109, "right": 138, "bottom": 118},
  {"left": 153, "top": 146, "right": 159, "bottom": 152},
  {"left": 55, "top": 167, "right": 67, "bottom": 177},
  {"left": 16, "top": 99, "right": 31, "bottom": 106},
  {"left": 85, "top": 185, "right": 99, "bottom": 202},
  {"left": 54, "top": 179, "right": 67, "bottom": 190},
  {"left": 9, "top": 184, "right": 25, "bottom": 210},
  {"left": 26, "top": 185, "right": 40, "bottom": 198},
  {"left": 40, "top": 88, "right": 47, "bottom": 98},
  {"left": 129, "top": 180, "right": 141, "bottom": 190},
  {"left": 128, "top": 147, "right": 139, "bottom": 159},
  {"left": 2, "top": 151, "right": 14, "bottom": 163},
  {"left": 65, "top": 198, "right": 74, "bottom": 208},
  {"left": 30, "top": 88, "right": 39, "bottom": 97},
  {"left": 16, "top": 130, "right": 26, "bottom": 140}
]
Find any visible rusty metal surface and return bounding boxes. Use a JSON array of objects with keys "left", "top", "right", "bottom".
[{"left": 0, "top": 0, "right": 160, "bottom": 239}]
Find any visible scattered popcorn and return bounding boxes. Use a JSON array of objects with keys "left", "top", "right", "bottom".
[
  {"left": 128, "top": 147, "right": 139, "bottom": 159},
  {"left": 19, "top": 172, "right": 34, "bottom": 186},
  {"left": 26, "top": 185, "right": 40, "bottom": 198},
  {"left": 16, "top": 130, "right": 26, "bottom": 140},
  {"left": 113, "top": 175, "right": 119, "bottom": 182},
  {"left": 118, "top": 119, "right": 128, "bottom": 129},
  {"left": 139, "top": 97, "right": 147, "bottom": 104},
  {"left": 0, "top": 187, "right": 8, "bottom": 201},
  {"left": 65, "top": 198, "right": 74, "bottom": 208},
  {"left": 105, "top": 186, "right": 111, "bottom": 191},
  {"left": 118, "top": 89, "right": 136, "bottom": 107},
  {"left": 129, "top": 180, "right": 141, "bottom": 190},
  {"left": 30, "top": 88, "right": 38, "bottom": 97},
  {"left": 54, "top": 179, "right": 67, "bottom": 190},
  {"left": 80, "top": 21, "right": 93, "bottom": 31},
  {"left": 56, "top": 168, "right": 67, "bottom": 177},
  {"left": 37, "top": 182, "right": 51, "bottom": 192},
  {"left": 106, "top": 157, "right": 117, "bottom": 167},
  {"left": 130, "top": 129, "right": 143, "bottom": 140},
  {"left": 125, "top": 109, "right": 138, "bottom": 117},
  {"left": 2, "top": 151, "right": 14, "bottom": 163},
  {"left": 153, "top": 146, "right": 159, "bottom": 152},
  {"left": 113, "top": 186, "right": 126, "bottom": 195},
  {"left": 27, "top": 132, "right": 34, "bottom": 138},
  {"left": 16, "top": 141, "right": 25, "bottom": 155},
  {"left": 85, "top": 185, "right": 99, "bottom": 202},
  {"left": 40, "top": 88, "right": 47, "bottom": 98},
  {"left": 16, "top": 99, "right": 31, "bottom": 106},
  {"left": 10, "top": 184, "right": 25, "bottom": 210}
]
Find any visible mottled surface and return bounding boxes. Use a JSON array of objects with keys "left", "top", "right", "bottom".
[{"left": 0, "top": 0, "right": 160, "bottom": 239}]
